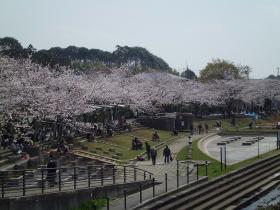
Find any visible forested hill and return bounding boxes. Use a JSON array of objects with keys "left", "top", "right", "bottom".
[{"left": 0, "top": 37, "right": 171, "bottom": 72}]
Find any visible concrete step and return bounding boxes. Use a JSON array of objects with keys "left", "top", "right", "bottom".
[
  {"left": 141, "top": 154, "right": 280, "bottom": 210},
  {"left": 0, "top": 158, "right": 9, "bottom": 166},
  {"left": 160, "top": 160, "right": 280, "bottom": 210},
  {"left": 226, "top": 177, "right": 280, "bottom": 210},
  {"left": 195, "top": 165, "right": 280, "bottom": 210},
  {"left": 0, "top": 150, "right": 13, "bottom": 158}
]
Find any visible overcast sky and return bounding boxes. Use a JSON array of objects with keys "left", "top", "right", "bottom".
[{"left": 0, "top": 0, "right": 280, "bottom": 78}]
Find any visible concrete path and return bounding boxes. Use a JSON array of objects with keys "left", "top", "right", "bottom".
[
  {"left": 199, "top": 134, "right": 277, "bottom": 165},
  {"left": 105, "top": 134, "right": 204, "bottom": 210}
]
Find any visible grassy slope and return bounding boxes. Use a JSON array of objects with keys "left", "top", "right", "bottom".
[{"left": 81, "top": 129, "right": 184, "bottom": 160}]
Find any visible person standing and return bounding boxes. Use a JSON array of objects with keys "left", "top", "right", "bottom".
[
  {"left": 145, "top": 142, "right": 151, "bottom": 160},
  {"left": 163, "top": 145, "right": 171, "bottom": 164},
  {"left": 47, "top": 155, "right": 57, "bottom": 187},
  {"left": 198, "top": 124, "right": 202, "bottom": 134},
  {"left": 204, "top": 124, "right": 209, "bottom": 133},
  {"left": 150, "top": 148, "right": 157, "bottom": 165},
  {"left": 190, "top": 124, "right": 194, "bottom": 135}
]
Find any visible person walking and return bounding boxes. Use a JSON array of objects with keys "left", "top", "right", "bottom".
[
  {"left": 150, "top": 148, "right": 157, "bottom": 165},
  {"left": 145, "top": 142, "right": 151, "bottom": 160},
  {"left": 163, "top": 145, "right": 171, "bottom": 164}
]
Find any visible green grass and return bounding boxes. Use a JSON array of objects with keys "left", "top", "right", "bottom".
[
  {"left": 81, "top": 128, "right": 184, "bottom": 160},
  {"left": 194, "top": 117, "right": 279, "bottom": 134},
  {"left": 177, "top": 137, "right": 280, "bottom": 179},
  {"left": 193, "top": 118, "right": 252, "bottom": 132},
  {"left": 176, "top": 145, "right": 189, "bottom": 160},
  {"left": 69, "top": 198, "right": 106, "bottom": 210}
]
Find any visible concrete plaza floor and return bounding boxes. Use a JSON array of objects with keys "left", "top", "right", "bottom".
[{"left": 201, "top": 135, "right": 277, "bottom": 164}]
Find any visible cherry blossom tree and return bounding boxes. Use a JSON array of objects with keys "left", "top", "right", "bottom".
[{"left": 1, "top": 55, "right": 280, "bottom": 127}]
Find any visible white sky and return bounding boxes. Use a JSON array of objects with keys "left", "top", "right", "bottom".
[{"left": 0, "top": 0, "right": 280, "bottom": 78}]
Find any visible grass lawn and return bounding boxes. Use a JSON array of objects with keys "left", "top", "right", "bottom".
[
  {"left": 194, "top": 116, "right": 280, "bottom": 134},
  {"left": 177, "top": 136, "right": 280, "bottom": 179},
  {"left": 81, "top": 128, "right": 184, "bottom": 161},
  {"left": 193, "top": 118, "right": 251, "bottom": 132}
]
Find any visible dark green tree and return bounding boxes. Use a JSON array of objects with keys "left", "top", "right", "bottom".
[
  {"left": 0, "top": 37, "right": 27, "bottom": 58},
  {"left": 181, "top": 68, "right": 197, "bottom": 80}
]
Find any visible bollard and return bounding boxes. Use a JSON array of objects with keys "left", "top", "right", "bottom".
[
  {"left": 224, "top": 147, "right": 227, "bottom": 171},
  {"left": 124, "top": 166, "right": 126, "bottom": 183},
  {"left": 187, "top": 165, "right": 190, "bottom": 184},
  {"left": 22, "top": 170, "right": 26, "bottom": 196},
  {"left": 165, "top": 173, "right": 168, "bottom": 192},
  {"left": 177, "top": 160, "right": 179, "bottom": 188},
  {"left": 74, "top": 167, "right": 77, "bottom": 189},
  {"left": 205, "top": 160, "right": 208, "bottom": 177},
  {"left": 41, "top": 168, "right": 44, "bottom": 194},
  {"left": 144, "top": 171, "right": 146, "bottom": 180},
  {"left": 101, "top": 166, "right": 104, "bottom": 186},
  {"left": 220, "top": 147, "right": 223, "bottom": 172},
  {"left": 1, "top": 174, "right": 4, "bottom": 198},
  {"left": 59, "top": 168, "right": 62, "bottom": 191},
  {"left": 88, "top": 166, "right": 91, "bottom": 188},
  {"left": 134, "top": 168, "right": 137, "bottom": 182},
  {"left": 124, "top": 190, "right": 127, "bottom": 210},
  {"left": 139, "top": 183, "right": 142, "bottom": 203},
  {"left": 176, "top": 168, "right": 179, "bottom": 188},
  {"left": 258, "top": 139, "right": 260, "bottom": 158},
  {"left": 152, "top": 178, "right": 155, "bottom": 197},
  {"left": 106, "top": 196, "right": 110, "bottom": 210},
  {"left": 196, "top": 164, "right": 199, "bottom": 180},
  {"left": 112, "top": 167, "right": 116, "bottom": 184}
]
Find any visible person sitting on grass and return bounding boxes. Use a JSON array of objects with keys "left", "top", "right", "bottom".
[
  {"left": 152, "top": 131, "right": 160, "bottom": 141},
  {"left": 132, "top": 137, "right": 143, "bottom": 150}
]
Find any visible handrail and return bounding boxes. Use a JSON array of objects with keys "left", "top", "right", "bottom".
[{"left": 0, "top": 164, "right": 153, "bottom": 198}]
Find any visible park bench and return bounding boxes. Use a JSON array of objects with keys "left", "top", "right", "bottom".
[
  {"left": 242, "top": 141, "right": 252, "bottom": 146},
  {"left": 217, "top": 142, "right": 227, "bottom": 145}
]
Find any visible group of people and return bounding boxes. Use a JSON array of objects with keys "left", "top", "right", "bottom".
[
  {"left": 1, "top": 120, "right": 34, "bottom": 154},
  {"left": 145, "top": 142, "right": 172, "bottom": 165}
]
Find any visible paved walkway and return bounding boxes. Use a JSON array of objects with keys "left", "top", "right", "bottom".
[{"left": 105, "top": 134, "right": 203, "bottom": 210}]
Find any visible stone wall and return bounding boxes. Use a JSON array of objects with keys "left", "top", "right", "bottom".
[{"left": 137, "top": 112, "right": 193, "bottom": 131}]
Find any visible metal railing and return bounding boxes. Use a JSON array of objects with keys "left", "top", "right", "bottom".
[
  {"left": 113, "top": 160, "right": 207, "bottom": 210},
  {"left": 0, "top": 165, "right": 153, "bottom": 198}
]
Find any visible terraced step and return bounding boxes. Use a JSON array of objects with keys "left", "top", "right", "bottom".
[
  {"left": 159, "top": 160, "right": 280, "bottom": 210},
  {"left": 72, "top": 150, "right": 122, "bottom": 165},
  {"left": 210, "top": 173, "right": 280, "bottom": 210},
  {"left": 134, "top": 154, "right": 280, "bottom": 210},
  {"left": 0, "top": 158, "right": 9, "bottom": 166},
  {"left": 178, "top": 162, "right": 280, "bottom": 210}
]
